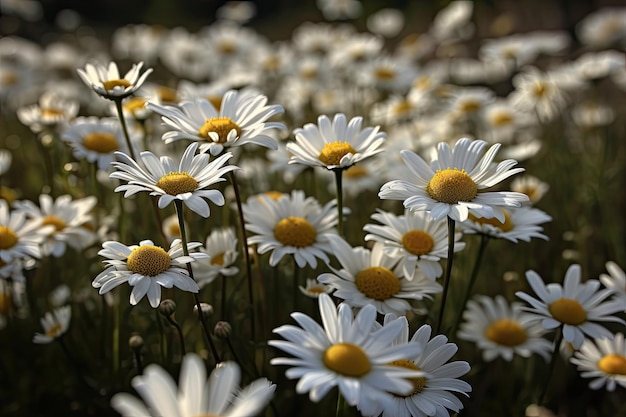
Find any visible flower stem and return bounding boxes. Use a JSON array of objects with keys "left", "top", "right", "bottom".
[
  {"left": 165, "top": 315, "right": 186, "bottom": 356},
  {"left": 538, "top": 326, "right": 563, "bottom": 406},
  {"left": 113, "top": 98, "right": 136, "bottom": 160},
  {"left": 227, "top": 170, "right": 256, "bottom": 343},
  {"left": 435, "top": 217, "right": 456, "bottom": 335},
  {"left": 333, "top": 168, "right": 344, "bottom": 236},
  {"left": 174, "top": 200, "right": 221, "bottom": 365},
  {"left": 336, "top": 391, "right": 347, "bottom": 417}
]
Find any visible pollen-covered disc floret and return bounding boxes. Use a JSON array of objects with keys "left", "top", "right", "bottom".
[
  {"left": 92, "top": 239, "right": 207, "bottom": 308},
  {"left": 379, "top": 137, "right": 529, "bottom": 222}
]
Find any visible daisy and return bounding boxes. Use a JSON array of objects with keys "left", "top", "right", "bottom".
[
  {"left": 363, "top": 208, "right": 465, "bottom": 281},
  {"left": 33, "top": 305, "right": 71, "bottom": 344},
  {"left": 0, "top": 200, "right": 50, "bottom": 263},
  {"left": 243, "top": 190, "right": 339, "bottom": 268},
  {"left": 599, "top": 261, "right": 626, "bottom": 310},
  {"left": 269, "top": 293, "right": 425, "bottom": 415},
  {"left": 510, "top": 175, "right": 550, "bottom": 205},
  {"left": 299, "top": 278, "right": 333, "bottom": 298},
  {"left": 13, "top": 194, "right": 98, "bottom": 257},
  {"left": 459, "top": 206, "right": 552, "bottom": 243},
  {"left": 16, "top": 91, "right": 79, "bottom": 133},
  {"left": 76, "top": 60, "right": 153, "bottom": 100},
  {"left": 146, "top": 91, "right": 285, "bottom": 156},
  {"left": 192, "top": 227, "right": 239, "bottom": 289},
  {"left": 318, "top": 236, "right": 442, "bottom": 315},
  {"left": 92, "top": 238, "right": 207, "bottom": 308},
  {"left": 457, "top": 295, "right": 553, "bottom": 362},
  {"left": 110, "top": 142, "right": 238, "bottom": 218},
  {"left": 366, "top": 8, "right": 405, "bottom": 38},
  {"left": 508, "top": 66, "right": 568, "bottom": 123},
  {"left": 379, "top": 315, "right": 471, "bottom": 417},
  {"left": 111, "top": 352, "right": 275, "bottom": 417},
  {"left": 287, "top": 113, "right": 386, "bottom": 170},
  {"left": 378, "top": 137, "right": 529, "bottom": 223},
  {"left": 515, "top": 264, "right": 626, "bottom": 349},
  {"left": 62, "top": 116, "right": 139, "bottom": 171},
  {"left": 570, "top": 333, "right": 626, "bottom": 391}
]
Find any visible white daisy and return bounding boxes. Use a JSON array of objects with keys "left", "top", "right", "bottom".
[
  {"left": 0, "top": 200, "right": 50, "bottom": 263},
  {"left": 378, "top": 137, "right": 529, "bottom": 223},
  {"left": 243, "top": 190, "right": 339, "bottom": 268},
  {"left": 363, "top": 208, "right": 465, "bottom": 281},
  {"left": 16, "top": 91, "right": 79, "bottom": 133},
  {"left": 192, "top": 227, "right": 239, "bottom": 289},
  {"left": 515, "top": 264, "right": 626, "bottom": 349},
  {"left": 287, "top": 113, "right": 386, "bottom": 170},
  {"left": 111, "top": 353, "right": 275, "bottom": 417},
  {"left": 76, "top": 60, "right": 153, "bottom": 100},
  {"left": 269, "top": 293, "right": 425, "bottom": 416},
  {"left": 299, "top": 278, "right": 333, "bottom": 298},
  {"left": 599, "top": 261, "right": 626, "bottom": 310},
  {"left": 459, "top": 206, "right": 552, "bottom": 243},
  {"left": 62, "top": 116, "right": 139, "bottom": 171},
  {"left": 92, "top": 239, "right": 207, "bottom": 308},
  {"left": 457, "top": 295, "right": 553, "bottom": 362},
  {"left": 510, "top": 175, "right": 550, "bottom": 205},
  {"left": 146, "top": 91, "right": 285, "bottom": 156},
  {"left": 33, "top": 305, "right": 71, "bottom": 344},
  {"left": 13, "top": 194, "right": 97, "bottom": 257},
  {"left": 110, "top": 142, "right": 238, "bottom": 218},
  {"left": 379, "top": 315, "right": 471, "bottom": 417},
  {"left": 318, "top": 236, "right": 442, "bottom": 315},
  {"left": 570, "top": 332, "right": 626, "bottom": 391}
]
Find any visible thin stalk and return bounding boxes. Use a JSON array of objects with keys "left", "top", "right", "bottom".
[
  {"left": 435, "top": 217, "right": 456, "bottom": 335},
  {"left": 336, "top": 391, "right": 347, "bottom": 417},
  {"left": 165, "top": 315, "right": 186, "bottom": 356},
  {"left": 227, "top": 170, "right": 256, "bottom": 342},
  {"left": 112, "top": 297, "right": 120, "bottom": 377},
  {"left": 156, "top": 309, "right": 167, "bottom": 363},
  {"left": 174, "top": 200, "right": 221, "bottom": 365},
  {"left": 333, "top": 169, "right": 344, "bottom": 236},
  {"left": 113, "top": 98, "right": 136, "bottom": 160},
  {"left": 132, "top": 346, "right": 144, "bottom": 375},
  {"left": 538, "top": 327, "right": 564, "bottom": 406}
]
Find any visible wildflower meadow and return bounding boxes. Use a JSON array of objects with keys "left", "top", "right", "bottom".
[{"left": 1, "top": 1, "right": 626, "bottom": 416}]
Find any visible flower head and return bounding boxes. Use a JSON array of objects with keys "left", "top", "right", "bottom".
[
  {"left": 570, "top": 333, "right": 626, "bottom": 391},
  {"left": 0, "top": 200, "right": 50, "bottom": 263},
  {"left": 459, "top": 206, "right": 552, "bottom": 243},
  {"left": 379, "top": 137, "right": 529, "bottom": 222},
  {"left": 599, "top": 261, "right": 626, "bottom": 310},
  {"left": 77, "top": 61, "right": 153, "bottom": 100},
  {"left": 191, "top": 227, "right": 240, "bottom": 289},
  {"left": 33, "top": 305, "right": 71, "bottom": 344}
]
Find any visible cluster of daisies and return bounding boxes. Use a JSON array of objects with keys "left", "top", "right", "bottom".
[{"left": 1, "top": 0, "right": 626, "bottom": 416}]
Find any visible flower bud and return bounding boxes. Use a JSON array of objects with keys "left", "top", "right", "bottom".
[
  {"left": 159, "top": 299, "right": 176, "bottom": 317},
  {"left": 214, "top": 321, "right": 232, "bottom": 339}
]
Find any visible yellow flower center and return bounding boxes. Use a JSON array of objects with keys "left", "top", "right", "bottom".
[
  {"left": 426, "top": 168, "right": 478, "bottom": 204},
  {"left": 82, "top": 132, "right": 119, "bottom": 154},
  {"left": 468, "top": 209, "right": 513, "bottom": 232},
  {"left": 0, "top": 226, "right": 18, "bottom": 250},
  {"left": 484, "top": 319, "right": 528, "bottom": 347},
  {"left": 375, "top": 67, "right": 396, "bottom": 80},
  {"left": 1, "top": 72, "right": 18, "bottom": 86},
  {"left": 389, "top": 359, "right": 426, "bottom": 396},
  {"left": 533, "top": 82, "right": 548, "bottom": 97},
  {"left": 318, "top": 142, "right": 357, "bottom": 166},
  {"left": 46, "top": 323, "right": 63, "bottom": 338},
  {"left": 490, "top": 110, "right": 513, "bottom": 127},
  {"left": 392, "top": 100, "right": 414, "bottom": 116},
  {"left": 124, "top": 97, "right": 147, "bottom": 116},
  {"left": 344, "top": 165, "right": 367, "bottom": 179},
  {"left": 262, "top": 191, "right": 285, "bottom": 201},
  {"left": 166, "top": 223, "right": 181, "bottom": 238},
  {"left": 156, "top": 172, "right": 199, "bottom": 196},
  {"left": 42, "top": 215, "right": 67, "bottom": 232},
  {"left": 323, "top": 343, "right": 371, "bottom": 377},
  {"left": 355, "top": 266, "right": 401, "bottom": 301},
  {"left": 598, "top": 354, "right": 626, "bottom": 375},
  {"left": 306, "top": 286, "right": 326, "bottom": 295},
  {"left": 198, "top": 117, "right": 241, "bottom": 143},
  {"left": 460, "top": 100, "right": 481, "bottom": 113},
  {"left": 0, "top": 186, "right": 18, "bottom": 205},
  {"left": 402, "top": 230, "right": 434, "bottom": 256},
  {"left": 157, "top": 86, "right": 178, "bottom": 104},
  {"left": 273, "top": 216, "right": 317, "bottom": 248},
  {"left": 210, "top": 252, "right": 225, "bottom": 266},
  {"left": 102, "top": 79, "right": 131, "bottom": 90},
  {"left": 41, "top": 107, "right": 64, "bottom": 118},
  {"left": 548, "top": 298, "right": 587, "bottom": 325},
  {"left": 127, "top": 245, "right": 172, "bottom": 277}
]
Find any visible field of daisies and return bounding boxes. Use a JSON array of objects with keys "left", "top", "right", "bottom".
[{"left": 1, "top": 0, "right": 626, "bottom": 416}]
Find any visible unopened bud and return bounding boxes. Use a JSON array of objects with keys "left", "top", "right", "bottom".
[
  {"left": 159, "top": 299, "right": 176, "bottom": 317},
  {"left": 193, "top": 302, "right": 213, "bottom": 319},
  {"left": 214, "top": 321, "right": 232, "bottom": 339},
  {"left": 129, "top": 334, "right": 144, "bottom": 349}
]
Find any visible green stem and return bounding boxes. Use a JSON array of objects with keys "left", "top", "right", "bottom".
[
  {"left": 336, "top": 391, "right": 347, "bottom": 417},
  {"left": 538, "top": 327, "right": 563, "bottom": 406},
  {"left": 113, "top": 98, "right": 137, "bottom": 160},
  {"left": 174, "top": 200, "right": 221, "bottom": 365},
  {"left": 451, "top": 234, "right": 490, "bottom": 337},
  {"left": 435, "top": 217, "right": 456, "bottom": 335},
  {"left": 112, "top": 297, "right": 120, "bottom": 377},
  {"left": 228, "top": 170, "right": 256, "bottom": 343},
  {"left": 333, "top": 168, "right": 344, "bottom": 237}
]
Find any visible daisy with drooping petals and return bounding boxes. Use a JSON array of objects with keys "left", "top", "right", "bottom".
[
  {"left": 570, "top": 333, "right": 626, "bottom": 391},
  {"left": 599, "top": 261, "right": 626, "bottom": 310},
  {"left": 379, "top": 137, "right": 529, "bottom": 222},
  {"left": 287, "top": 113, "right": 387, "bottom": 171},
  {"left": 363, "top": 208, "right": 465, "bottom": 281},
  {"left": 378, "top": 315, "right": 471, "bottom": 417},
  {"left": 110, "top": 142, "right": 238, "bottom": 218},
  {"left": 146, "top": 91, "right": 286, "bottom": 156},
  {"left": 515, "top": 264, "right": 626, "bottom": 349},
  {"left": 457, "top": 295, "right": 553, "bottom": 362},
  {"left": 243, "top": 190, "right": 339, "bottom": 268},
  {"left": 0, "top": 200, "right": 50, "bottom": 263},
  {"left": 14, "top": 194, "right": 97, "bottom": 257},
  {"left": 77, "top": 60, "right": 153, "bottom": 100},
  {"left": 111, "top": 352, "right": 275, "bottom": 417},
  {"left": 92, "top": 239, "right": 207, "bottom": 308},
  {"left": 191, "top": 227, "right": 239, "bottom": 289},
  {"left": 33, "top": 305, "right": 71, "bottom": 344},
  {"left": 269, "top": 293, "right": 425, "bottom": 416},
  {"left": 318, "top": 236, "right": 442, "bottom": 315},
  {"left": 459, "top": 206, "right": 552, "bottom": 243}
]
